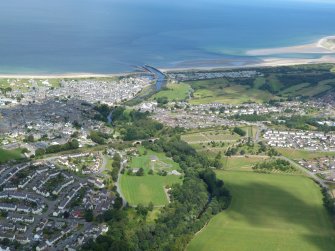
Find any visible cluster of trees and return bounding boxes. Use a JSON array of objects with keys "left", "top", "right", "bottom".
[
  {"left": 89, "top": 131, "right": 110, "bottom": 145},
  {"left": 321, "top": 187, "right": 335, "bottom": 215},
  {"left": 234, "top": 114, "right": 269, "bottom": 122},
  {"left": 225, "top": 141, "right": 278, "bottom": 157},
  {"left": 110, "top": 153, "right": 122, "bottom": 182},
  {"left": 94, "top": 103, "right": 111, "bottom": 122},
  {"left": 105, "top": 106, "right": 164, "bottom": 141},
  {"left": 276, "top": 115, "right": 335, "bottom": 132},
  {"left": 156, "top": 96, "right": 169, "bottom": 107},
  {"left": 126, "top": 167, "right": 145, "bottom": 176},
  {"left": 233, "top": 127, "right": 246, "bottom": 136},
  {"left": 35, "top": 139, "right": 79, "bottom": 156},
  {"left": 252, "top": 159, "right": 294, "bottom": 172}
]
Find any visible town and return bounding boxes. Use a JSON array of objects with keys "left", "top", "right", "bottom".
[{"left": 1, "top": 64, "right": 335, "bottom": 250}]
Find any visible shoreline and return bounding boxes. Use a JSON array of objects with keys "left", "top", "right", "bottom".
[
  {"left": 0, "top": 56, "right": 334, "bottom": 79},
  {"left": 0, "top": 38, "right": 335, "bottom": 79},
  {"left": 0, "top": 72, "right": 136, "bottom": 79},
  {"left": 247, "top": 35, "right": 335, "bottom": 56},
  {"left": 159, "top": 55, "right": 335, "bottom": 73}
]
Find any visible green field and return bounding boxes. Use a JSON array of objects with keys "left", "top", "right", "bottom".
[
  {"left": 276, "top": 148, "right": 335, "bottom": 160},
  {"left": 222, "top": 156, "right": 268, "bottom": 171},
  {"left": 120, "top": 147, "right": 182, "bottom": 206},
  {"left": 0, "top": 148, "right": 23, "bottom": 163},
  {"left": 183, "top": 64, "right": 335, "bottom": 104},
  {"left": 188, "top": 170, "right": 335, "bottom": 251},
  {"left": 182, "top": 130, "right": 240, "bottom": 144},
  {"left": 151, "top": 83, "right": 191, "bottom": 101},
  {"left": 120, "top": 174, "right": 181, "bottom": 206},
  {"left": 189, "top": 79, "right": 273, "bottom": 104}
]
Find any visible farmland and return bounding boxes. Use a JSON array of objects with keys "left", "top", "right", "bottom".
[
  {"left": 181, "top": 129, "right": 241, "bottom": 144},
  {"left": 188, "top": 170, "right": 335, "bottom": 251},
  {"left": 189, "top": 80, "right": 274, "bottom": 104},
  {"left": 276, "top": 148, "right": 335, "bottom": 160},
  {"left": 184, "top": 64, "right": 335, "bottom": 105}
]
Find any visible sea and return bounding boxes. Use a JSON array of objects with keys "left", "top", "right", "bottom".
[{"left": 0, "top": 0, "right": 335, "bottom": 74}]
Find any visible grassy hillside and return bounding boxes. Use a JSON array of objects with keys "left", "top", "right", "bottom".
[
  {"left": 180, "top": 64, "right": 335, "bottom": 104},
  {"left": 188, "top": 170, "right": 335, "bottom": 251}
]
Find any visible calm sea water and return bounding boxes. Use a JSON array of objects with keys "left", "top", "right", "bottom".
[{"left": 0, "top": 0, "right": 335, "bottom": 74}]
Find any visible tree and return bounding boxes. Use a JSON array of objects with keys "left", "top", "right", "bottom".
[
  {"left": 233, "top": 127, "right": 246, "bottom": 136},
  {"left": 35, "top": 148, "right": 46, "bottom": 156},
  {"left": 136, "top": 168, "right": 144, "bottom": 176},
  {"left": 84, "top": 209, "right": 94, "bottom": 222},
  {"left": 114, "top": 197, "right": 123, "bottom": 210},
  {"left": 27, "top": 134, "right": 34, "bottom": 142}
]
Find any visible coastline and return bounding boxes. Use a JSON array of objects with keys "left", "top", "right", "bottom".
[
  {"left": 0, "top": 72, "right": 136, "bottom": 79},
  {"left": 246, "top": 35, "right": 335, "bottom": 56},
  {"left": 159, "top": 55, "right": 335, "bottom": 73},
  {"left": 0, "top": 56, "right": 334, "bottom": 79},
  {"left": 0, "top": 35, "right": 335, "bottom": 78}
]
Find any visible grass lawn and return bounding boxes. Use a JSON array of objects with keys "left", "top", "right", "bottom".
[
  {"left": 0, "top": 148, "right": 23, "bottom": 163},
  {"left": 276, "top": 148, "right": 335, "bottom": 160},
  {"left": 188, "top": 171, "right": 335, "bottom": 251},
  {"left": 120, "top": 147, "right": 182, "bottom": 206},
  {"left": 151, "top": 83, "right": 191, "bottom": 101},
  {"left": 129, "top": 147, "right": 180, "bottom": 173},
  {"left": 120, "top": 174, "right": 181, "bottom": 206}
]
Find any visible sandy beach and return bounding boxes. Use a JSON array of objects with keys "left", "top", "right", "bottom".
[
  {"left": 0, "top": 56, "right": 334, "bottom": 79},
  {"left": 160, "top": 55, "right": 335, "bottom": 73},
  {"left": 1, "top": 36, "right": 335, "bottom": 79},
  {"left": 246, "top": 36, "right": 335, "bottom": 56}
]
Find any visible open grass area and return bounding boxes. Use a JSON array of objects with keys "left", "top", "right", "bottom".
[
  {"left": 222, "top": 156, "right": 268, "bottom": 171},
  {"left": 184, "top": 65, "right": 335, "bottom": 104},
  {"left": 129, "top": 147, "right": 180, "bottom": 173},
  {"left": 151, "top": 83, "right": 191, "bottom": 101},
  {"left": 120, "top": 175, "right": 181, "bottom": 206},
  {"left": 120, "top": 147, "right": 182, "bottom": 206},
  {"left": 188, "top": 170, "right": 335, "bottom": 251},
  {"left": 189, "top": 79, "right": 273, "bottom": 104},
  {"left": 0, "top": 148, "right": 23, "bottom": 163},
  {"left": 182, "top": 129, "right": 240, "bottom": 144},
  {"left": 276, "top": 148, "right": 335, "bottom": 160}
]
